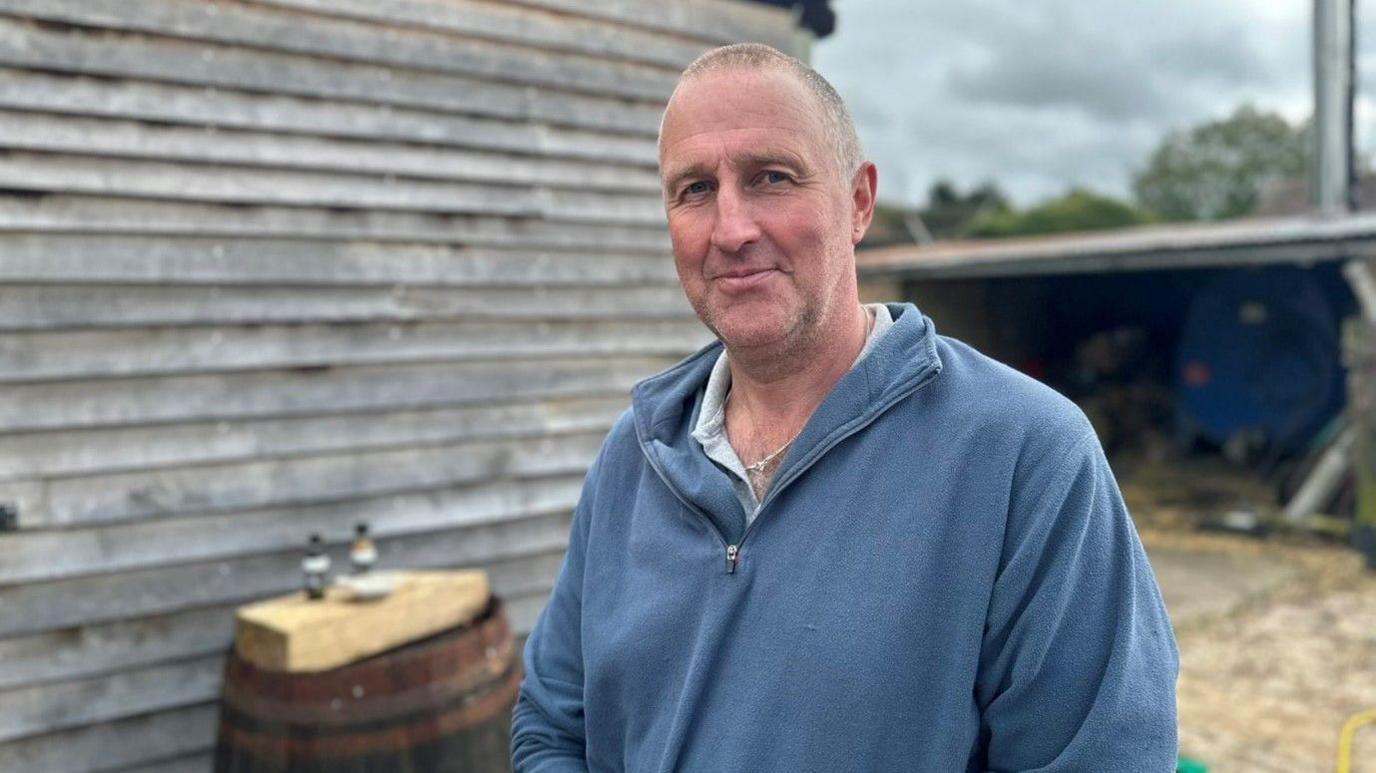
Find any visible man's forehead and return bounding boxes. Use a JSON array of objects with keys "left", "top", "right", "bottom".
[
  {"left": 659, "top": 68, "right": 824, "bottom": 166},
  {"left": 663, "top": 68, "right": 817, "bottom": 130}
]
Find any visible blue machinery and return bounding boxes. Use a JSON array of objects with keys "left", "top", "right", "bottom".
[{"left": 1175, "top": 268, "right": 1347, "bottom": 456}]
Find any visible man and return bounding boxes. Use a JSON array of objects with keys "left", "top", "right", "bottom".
[{"left": 512, "top": 43, "right": 1178, "bottom": 772}]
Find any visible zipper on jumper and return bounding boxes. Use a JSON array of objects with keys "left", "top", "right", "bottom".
[
  {"left": 638, "top": 444, "right": 733, "bottom": 570},
  {"left": 726, "top": 363, "right": 944, "bottom": 570},
  {"left": 638, "top": 358, "right": 942, "bottom": 576}
]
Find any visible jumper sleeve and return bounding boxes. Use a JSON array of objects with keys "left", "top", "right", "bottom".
[
  {"left": 510, "top": 457, "right": 599, "bottom": 773},
  {"left": 976, "top": 426, "right": 1179, "bottom": 772}
]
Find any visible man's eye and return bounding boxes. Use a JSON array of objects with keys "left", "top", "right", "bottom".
[
  {"left": 761, "top": 171, "right": 790, "bottom": 185},
  {"left": 683, "top": 181, "right": 711, "bottom": 196}
]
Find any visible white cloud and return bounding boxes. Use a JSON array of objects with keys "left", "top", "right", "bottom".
[{"left": 813, "top": 0, "right": 1317, "bottom": 206}]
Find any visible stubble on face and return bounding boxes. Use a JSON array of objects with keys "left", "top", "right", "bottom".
[
  {"left": 658, "top": 68, "right": 860, "bottom": 362},
  {"left": 684, "top": 238, "right": 843, "bottom": 360}
]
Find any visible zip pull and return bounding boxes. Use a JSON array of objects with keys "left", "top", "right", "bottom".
[{"left": 725, "top": 544, "right": 739, "bottom": 574}]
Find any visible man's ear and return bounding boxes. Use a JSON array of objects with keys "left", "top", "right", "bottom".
[{"left": 850, "top": 162, "right": 878, "bottom": 245}]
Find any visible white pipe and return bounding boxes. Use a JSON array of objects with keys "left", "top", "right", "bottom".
[
  {"left": 1284, "top": 425, "right": 1356, "bottom": 520},
  {"left": 1314, "top": 0, "right": 1355, "bottom": 213},
  {"left": 1342, "top": 259, "right": 1376, "bottom": 323}
]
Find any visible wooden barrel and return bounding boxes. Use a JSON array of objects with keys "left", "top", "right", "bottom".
[{"left": 214, "top": 596, "right": 520, "bottom": 773}]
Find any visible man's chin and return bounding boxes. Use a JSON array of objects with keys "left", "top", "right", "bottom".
[{"left": 707, "top": 315, "right": 797, "bottom": 352}]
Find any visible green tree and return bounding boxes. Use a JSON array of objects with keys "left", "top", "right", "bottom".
[
  {"left": 1132, "top": 104, "right": 1309, "bottom": 221},
  {"left": 862, "top": 202, "right": 921, "bottom": 248},
  {"left": 966, "top": 188, "right": 1153, "bottom": 238},
  {"left": 859, "top": 180, "right": 1010, "bottom": 247},
  {"left": 921, "top": 179, "right": 1008, "bottom": 238}
]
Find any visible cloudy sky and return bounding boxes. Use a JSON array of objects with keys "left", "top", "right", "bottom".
[{"left": 813, "top": 0, "right": 1375, "bottom": 207}]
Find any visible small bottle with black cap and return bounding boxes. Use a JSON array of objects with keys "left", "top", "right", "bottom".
[
  {"left": 349, "top": 522, "right": 377, "bottom": 575},
  {"left": 302, "top": 533, "right": 330, "bottom": 600}
]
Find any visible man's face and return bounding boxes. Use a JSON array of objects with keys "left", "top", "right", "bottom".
[{"left": 658, "top": 68, "right": 870, "bottom": 352}]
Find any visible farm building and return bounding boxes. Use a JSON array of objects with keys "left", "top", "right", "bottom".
[
  {"left": 858, "top": 215, "right": 1366, "bottom": 496},
  {"left": 0, "top": 1, "right": 827, "bottom": 769}
]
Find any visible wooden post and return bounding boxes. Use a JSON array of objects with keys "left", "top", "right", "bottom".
[{"left": 1344, "top": 314, "right": 1376, "bottom": 567}]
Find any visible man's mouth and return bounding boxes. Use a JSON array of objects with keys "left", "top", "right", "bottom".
[{"left": 713, "top": 268, "right": 778, "bottom": 293}]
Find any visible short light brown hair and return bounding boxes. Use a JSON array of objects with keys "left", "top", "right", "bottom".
[{"left": 662, "top": 43, "right": 864, "bottom": 180}]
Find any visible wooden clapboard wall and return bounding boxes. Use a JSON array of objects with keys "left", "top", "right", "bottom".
[{"left": 0, "top": 1, "right": 797, "bottom": 770}]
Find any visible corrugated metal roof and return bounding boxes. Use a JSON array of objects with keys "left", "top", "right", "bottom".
[{"left": 856, "top": 212, "right": 1376, "bottom": 280}]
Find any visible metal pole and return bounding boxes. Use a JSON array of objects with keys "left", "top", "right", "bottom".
[{"left": 1314, "top": 0, "right": 1356, "bottom": 213}]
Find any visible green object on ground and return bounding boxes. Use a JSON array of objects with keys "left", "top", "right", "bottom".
[{"left": 1177, "top": 757, "right": 1208, "bottom": 773}]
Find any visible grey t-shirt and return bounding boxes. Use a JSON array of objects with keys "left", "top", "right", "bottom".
[{"left": 690, "top": 303, "right": 895, "bottom": 526}]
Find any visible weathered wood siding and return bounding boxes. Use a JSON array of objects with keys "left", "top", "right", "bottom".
[{"left": 0, "top": 1, "right": 795, "bottom": 768}]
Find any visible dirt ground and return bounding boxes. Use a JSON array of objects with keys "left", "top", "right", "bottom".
[{"left": 1120, "top": 458, "right": 1376, "bottom": 772}]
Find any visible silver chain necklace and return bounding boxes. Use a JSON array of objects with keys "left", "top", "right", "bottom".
[
  {"left": 729, "top": 389, "right": 804, "bottom": 474},
  {"left": 730, "top": 306, "right": 874, "bottom": 475}
]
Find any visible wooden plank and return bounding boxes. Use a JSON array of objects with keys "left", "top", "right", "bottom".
[
  {"left": 0, "top": 0, "right": 681, "bottom": 101},
  {"left": 0, "top": 235, "right": 674, "bottom": 287},
  {"left": 505, "top": 0, "right": 793, "bottom": 47},
  {"left": 0, "top": 605, "right": 235, "bottom": 692},
  {"left": 0, "top": 354, "right": 673, "bottom": 433},
  {"left": 0, "top": 703, "right": 219, "bottom": 773},
  {"left": 0, "top": 284, "right": 692, "bottom": 331},
  {"left": 0, "top": 112, "right": 662, "bottom": 192},
  {"left": 0, "top": 18, "right": 663, "bottom": 135},
  {"left": 0, "top": 655, "right": 224, "bottom": 745},
  {"left": 0, "top": 395, "right": 626, "bottom": 481},
  {"left": 0, "top": 592, "right": 549, "bottom": 770},
  {"left": 248, "top": 0, "right": 706, "bottom": 68},
  {"left": 505, "top": 586, "right": 550, "bottom": 637},
  {"left": 234, "top": 570, "right": 490, "bottom": 672},
  {"left": 0, "top": 152, "right": 666, "bottom": 225},
  {"left": 0, "top": 550, "right": 563, "bottom": 743},
  {"left": 0, "top": 70, "right": 660, "bottom": 164},
  {"left": 0, "top": 471, "right": 584, "bottom": 584},
  {"left": 0, "top": 196, "right": 672, "bottom": 252},
  {"left": 0, "top": 516, "right": 570, "bottom": 644},
  {"left": 2, "top": 430, "right": 603, "bottom": 528},
  {"left": 0, "top": 582, "right": 550, "bottom": 693},
  {"left": 0, "top": 318, "right": 707, "bottom": 382},
  {"left": 115, "top": 752, "right": 216, "bottom": 773}
]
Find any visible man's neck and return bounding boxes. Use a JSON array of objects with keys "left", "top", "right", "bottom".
[{"left": 724, "top": 301, "right": 872, "bottom": 443}]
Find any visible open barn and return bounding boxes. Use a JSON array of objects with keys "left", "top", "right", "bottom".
[{"left": 859, "top": 216, "right": 1367, "bottom": 473}]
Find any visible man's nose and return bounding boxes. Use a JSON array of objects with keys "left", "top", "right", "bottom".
[{"left": 709, "top": 186, "right": 761, "bottom": 253}]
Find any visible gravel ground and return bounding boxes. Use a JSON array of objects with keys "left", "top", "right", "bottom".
[{"left": 1140, "top": 527, "right": 1376, "bottom": 772}]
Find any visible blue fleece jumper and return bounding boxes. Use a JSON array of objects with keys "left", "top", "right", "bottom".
[{"left": 512, "top": 302, "right": 1179, "bottom": 773}]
